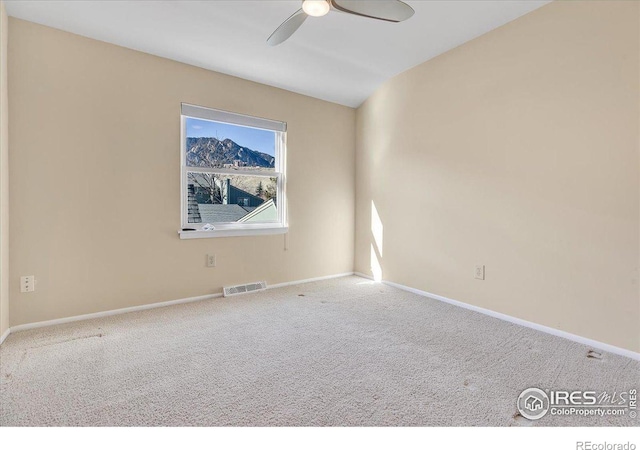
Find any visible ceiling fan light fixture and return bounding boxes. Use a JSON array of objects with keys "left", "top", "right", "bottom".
[
  {"left": 268, "top": 0, "right": 414, "bottom": 46},
  {"left": 302, "top": 0, "right": 330, "bottom": 17}
]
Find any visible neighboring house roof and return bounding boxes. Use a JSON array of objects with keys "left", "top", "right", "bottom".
[
  {"left": 187, "top": 184, "right": 202, "bottom": 224},
  {"left": 198, "top": 204, "right": 254, "bottom": 223},
  {"left": 238, "top": 199, "right": 277, "bottom": 223}
]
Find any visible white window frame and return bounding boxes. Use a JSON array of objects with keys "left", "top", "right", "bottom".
[{"left": 179, "top": 103, "right": 288, "bottom": 239}]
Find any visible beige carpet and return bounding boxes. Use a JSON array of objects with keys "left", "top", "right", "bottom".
[{"left": 0, "top": 276, "right": 638, "bottom": 426}]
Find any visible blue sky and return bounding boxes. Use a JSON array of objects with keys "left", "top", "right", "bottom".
[{"left": 186, "top": 117, "right": 275, "bottom": 156}]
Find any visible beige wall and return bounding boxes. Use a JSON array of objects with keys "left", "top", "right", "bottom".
[
  {"left": 355, "top": 1, "right": 640, "bottom": 352},
  {"left": 0, "top": 1, "right": 8, "bottom": 338},
  {"left": 8, "top": 19, "right": 355, "bottom": 326}
]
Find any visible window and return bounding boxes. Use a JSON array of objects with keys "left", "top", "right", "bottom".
[{"left": 180, "top": 103, "right": 287, "bottom": 238}]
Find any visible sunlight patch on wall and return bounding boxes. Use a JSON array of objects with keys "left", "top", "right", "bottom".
[
  {"left": 370, "top": 244, "right": 382, "bottom": 282},
  {"left": 371, "top": 201, "right": 383, "bottom": 282},
  {"left": 371, "top": 201, "right": 383, "bottom": 257}
]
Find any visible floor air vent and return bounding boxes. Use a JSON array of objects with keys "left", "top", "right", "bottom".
[{"left": 223, "top": 281, "right": 267, "bottom": 297}]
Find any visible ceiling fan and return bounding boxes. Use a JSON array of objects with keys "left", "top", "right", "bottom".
[{"left": 267, "top": 0, "right": 415, "bottom": 46}]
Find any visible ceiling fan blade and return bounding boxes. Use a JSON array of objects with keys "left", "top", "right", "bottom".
[
  {"left": 267, "top": 9, "right": 308, "bottom": 46},
  {"left": 330, "top": 0, "right": 414, "bottom": 23}
]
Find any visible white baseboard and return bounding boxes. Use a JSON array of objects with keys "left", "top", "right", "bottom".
[
  {"left": 354, "top": 273, "right": 640, "bottom": 361},
  {"left": 269, "top": 272, "right": 354, "bottom": 290},
  {"left": 2, "top": 272, "right": 356, "bottom": 341},
  {"left": 354, "top": 272, "right": 374, "bottom": 280},
  {"left": 9, "top": 292, "right": 224, "bottom": 335},
  {"left": 0, "top": 327, "right": 9, "bottom": 345},
  {"left": 9, "top": 270, "right": 634, "bottom": 361}
]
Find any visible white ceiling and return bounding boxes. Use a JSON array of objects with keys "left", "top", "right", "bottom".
[{"left": 5, "top": 0, "right": 551, "bottom": 107}]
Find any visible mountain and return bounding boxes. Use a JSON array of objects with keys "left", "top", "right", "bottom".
[{"left": 186, "top": 137, "right": 275, "bottom": 169}]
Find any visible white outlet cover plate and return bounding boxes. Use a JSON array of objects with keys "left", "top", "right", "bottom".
[
  {"left": 20, "top": 275, "right": 35, "bottom": 292},
  {"left": 207, "top": 254, "right": 216, "bottom": 268}
]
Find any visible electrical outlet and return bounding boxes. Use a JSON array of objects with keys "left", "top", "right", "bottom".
[
  {"left": 206, "top": 254, "right": 216, "bottom": 268},
  {"left": 475, "top": 265, "right": 485, "bottom": 280},
  {"left": 20, "top": 275, "right": 35, "bottom": 293}
]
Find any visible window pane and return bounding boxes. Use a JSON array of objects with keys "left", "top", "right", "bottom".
[
  {"left": 185, "top": 117, "right": 276, "bottom": 173},
  {"left": 187, "top": 173, "right": 278, "bottom": 224}
]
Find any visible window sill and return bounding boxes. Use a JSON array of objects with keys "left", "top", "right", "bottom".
[{"left": 178, "top": 226, "right": 288, "bottom": 239}]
